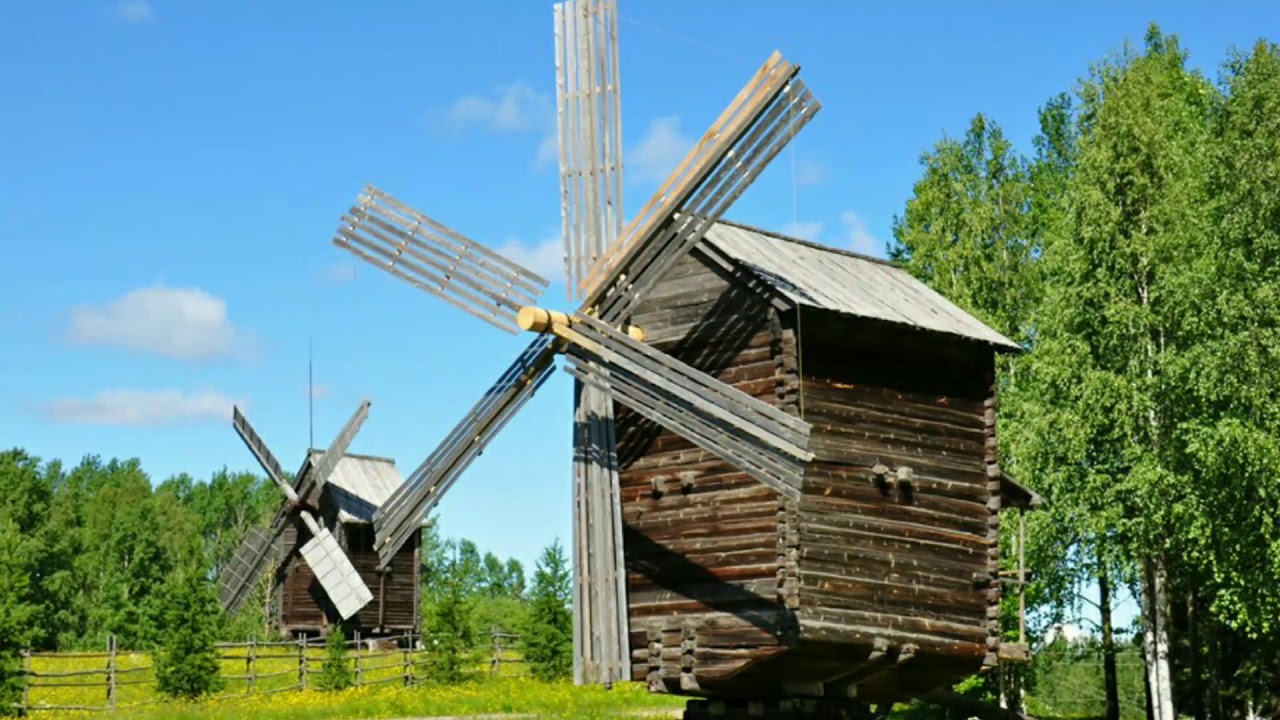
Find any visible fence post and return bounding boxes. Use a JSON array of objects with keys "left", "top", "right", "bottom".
[
  {"left": 354, "top": 630, "right": 362, "bottom": 687},
  {"left": 298, "top": 635, "right": 307, "bottom": 690},
  {"left": 402, "top": 631, "right": 411, "bottom": 687},
  {"left": 491, "top": 626, "right": 502, "bottom": 676},
  {"left": 21, "top": 649, "right": 30, "bottom": 712},
  {"left": 107, "top": 634, "right": 117, "bottom": 711},
  {"left": 248, "top": 638, "right": 257, "bottom": 695}
]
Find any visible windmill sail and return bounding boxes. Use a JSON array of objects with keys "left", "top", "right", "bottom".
[
  {"left": 561, "top": 315, "right": 813, "bottom": 498},
  {"left": 555, "top": 0, "right": 624, "bottom": 298},
  {"left": 582, "top": 53, "right": 820, "bottom": 322},
  {"left": 334, "top": 186, "right": 551, "bottom": 333},
  {"left": 371, "top": 335, "right": 558, "bottom": 568}
]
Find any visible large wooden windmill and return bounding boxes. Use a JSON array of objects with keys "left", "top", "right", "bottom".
[{"left": 330, "top": 1, "right": 1041, "bottom": 718}]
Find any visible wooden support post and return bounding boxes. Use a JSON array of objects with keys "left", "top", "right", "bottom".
[
  {"left": 402, "top": 631, "right": 411, "bottom": 686},
  {"left": 248, "top": 638, "right": 257, "bottom": 695},
  {"left": 491, "top": 627, "right": 502, "bottom": 675},
  {"left": 298, "top": 634, "right": 307, "bottom": 690},
  {"left": 21, "top": 649, "right": 30, "bottom": 712},
  {"left": 107, "top": 634, "right": 117, "bottom": 711},
  {"left": 354, "top": 630, "right": 362, "bottom": 687},
  {"left": 1018, "top": 511, "right": 1027, "bottom": 644}
]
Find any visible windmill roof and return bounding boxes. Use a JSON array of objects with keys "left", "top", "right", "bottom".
[
  {"left": 703, "top": 221, "right": 1021, "bottom": 352},
  {"left": 304, "top": 450, "right": 403, "bottom": 524}
]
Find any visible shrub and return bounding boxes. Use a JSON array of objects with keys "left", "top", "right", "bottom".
[
  {"left": 154, "top": 569, "right": 224, "bottom": 700},
  {"left": 523, "top": 539, "right": 573, "bottom": 682},
  {"left": 316, "top": 625, "right": 354, "bottom": 691}
]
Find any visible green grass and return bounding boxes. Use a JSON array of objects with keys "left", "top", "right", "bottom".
[{"left": 25, "top": 677, "right": 686, "bottom": 720}]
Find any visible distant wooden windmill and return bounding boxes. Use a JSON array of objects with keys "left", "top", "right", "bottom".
[
  {"left": 330, "top": 1, "right": 1041, "bottom": 718},
  {"left": 219, "top": 402, "right": 422, "bottom": 637}
]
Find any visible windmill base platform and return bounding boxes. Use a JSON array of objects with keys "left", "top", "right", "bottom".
[{"left": 683, "top": 698, "right": 880, "bottom": 720}]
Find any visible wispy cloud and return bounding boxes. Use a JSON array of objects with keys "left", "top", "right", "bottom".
[
  {"left": 309, "top": 384, "right": 330, "bottom": 400},
  {"left": 66, "top": 285, "right": 243, "bottom": 361},
  {"left": 42, "top": 388, "right": 238, "bottom": 427},
  {"left": 782, "top": 221, "right": 823, "bottom": 242},
  {"left": 841, "top": 211, "right": 882, "bottom": 257},
  {"left": 496, "top": 235, "right": 563, "bottom": 281},
  {"left": 115, "top": 0, "right": 153, "bottom": 23},
  {"left": 795, "top": 159, "right": 826, "bottom": 186},
  {"left": 630, "top": 116, "right": 693, "bottom": 183},
  {"left": 439, "top": 82, "right": 552, "bottom": 135}
]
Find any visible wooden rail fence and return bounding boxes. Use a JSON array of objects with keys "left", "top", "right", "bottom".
[{"left": 14, "top": 629, "right": 526, "bottom": 715}]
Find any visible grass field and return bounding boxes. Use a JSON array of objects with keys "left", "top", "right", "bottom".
[
  {"left": 26, "top": 678, "right": 687, "bottom": 720},
  {"left": 21, "top": 647, "right": 686, "bottom": 720}
]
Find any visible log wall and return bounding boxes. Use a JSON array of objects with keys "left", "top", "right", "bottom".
[
  {"left": 793, "top": 310, "right": 999, "bottom": 695},
  {"left": 276, "top": 513, "right": 420, "bottom": 636},
  {"left": 620, "top": 251, "right": 791, "bottom": 694}
]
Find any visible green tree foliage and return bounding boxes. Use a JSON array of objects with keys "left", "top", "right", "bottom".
[
  {"left": 0, "top": 519, "right": 38, "bottom": 715},
  {"left": 896, "top": 22, "right": 1280, "bottom": 720},
  {"left": 316, "top": 625, "right": 354, "bottom": 691},
  {"left": 154, "top": 569, "right": 224, "bottom": 700},
  {"left": 523, "top": 540, "right": 573, "bottom": 682},
  {"left": 422, "top": 542, "right": 479, "bottom": 684}
]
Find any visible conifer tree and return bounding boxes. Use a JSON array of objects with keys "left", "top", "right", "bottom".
[{"left": 523, "top": 540, "right": 572, "bottom": 682}]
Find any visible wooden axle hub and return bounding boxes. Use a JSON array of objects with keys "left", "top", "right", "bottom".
[{"left": 516, "top": 306, "right": 645, "bottom": 342}]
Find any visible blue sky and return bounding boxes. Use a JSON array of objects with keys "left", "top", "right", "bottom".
[{"left": 0, "top": 0, "right": 1271, "bottom": 611}]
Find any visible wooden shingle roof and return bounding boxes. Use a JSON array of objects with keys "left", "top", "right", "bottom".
[{"left": 703, "top": 221, "right": 1020, "bottom": 351}]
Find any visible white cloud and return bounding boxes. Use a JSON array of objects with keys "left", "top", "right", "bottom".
[
  {"left": 782, "top": 221, "right": 823, "bottom": 242},
  {"left": 841, "top": 211, "right": 882, "bottom": 257},
  {"left": 115, "top": 0, "right": 153, "bottom": 23},
  {"left": 43, "top": 389, "right": 238, "bottom": 427},
  {"left": 67, "top": 285, "right": 240, "bottom": 361},
  {"left": 309, "top": 384, "right": 330, "bottom": 400},
  {"left": 630, "top": 116, "right": 694, "bottom": 183},
  {"left": 795, "top": 159, "right": 826, "bottom": 185},
  {"left": 496, "top": 236, "right": 564, "bottom": 281},
  {"left": 442, "top": 82, "right": 551, "bottom": 134}
]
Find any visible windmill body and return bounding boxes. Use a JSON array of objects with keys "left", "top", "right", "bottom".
[
  {"left": 274, "top": 451, "right": 421, "bottom": 636},
  {"left": 616, "top": 221, "right": 1037, "bottom": 705}
]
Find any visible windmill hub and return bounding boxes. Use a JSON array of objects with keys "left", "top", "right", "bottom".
[{"left": 516, "top": 305, "right": 646, "bottom": 342}]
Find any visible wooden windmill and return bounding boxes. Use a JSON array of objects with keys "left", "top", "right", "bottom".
[
  {"left": 330, "top": 1, "right": 1042, "bottom": 718},
  {"left": 220, "top": 401, "right": 424, "bottom": 636},
  {"left": 332, "top": 0, "right": 818, "bottom": 688}
]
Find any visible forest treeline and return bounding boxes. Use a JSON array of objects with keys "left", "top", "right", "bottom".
[
  {"left": 891, "top": 26, "right": 1280, "bottom": 719},
  {"left": 0, "top": 450, "right": 574, "bottom": 703}
]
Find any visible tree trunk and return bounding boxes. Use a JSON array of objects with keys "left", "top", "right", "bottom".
[
  {"left": 1206, "top": 617, "right": 1222, "bottom": 720},
  {"left": 1188, "top": 587, "right": 1205, "bottom": 720},
  {"left": 1098, "top": 554, "right": 1120, "bottom": 720},
  {"left": 1141, "top": 556, "right": 1176, "bottom": 720}
]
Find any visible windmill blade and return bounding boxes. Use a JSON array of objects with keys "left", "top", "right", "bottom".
[
  {"left": 233, "top": 405, "right": 301, "bottom": 505},
  {"left": 556, "top": 314, "right": 812, "bottom": 499},
  {"left": 296, "top": 511, "right": 374, "bottom": 621},
  {"left": 580, "top": 52, "right": 820, "bottom": 323},
  {"left": 555, "top": 0, "right": 624, "bottom": 297},
  {"left": 334, "top": 186, "right": 551, "bottom": 333},
  {"left": 371, "top": 335, "right": 559, "bottom": 568},
  {"left": 218, "top": 524, "right": 280, "bottom": 614},
  {"left": 296, "top": 398, "right": 371, "bottom": 506}
]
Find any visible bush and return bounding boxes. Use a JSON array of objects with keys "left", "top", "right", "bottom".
[
  {"left": 523, "top": 539, "right": 573, "bottom": 682},
  {"left": 316, "top": 625, "right": 354, "bottom": 691},
  {"left": 423, "top": 545, "right": 478, "bottom": 684},
  {"left": 154, "top": 570, "right": 224, "bottom": 700}
]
